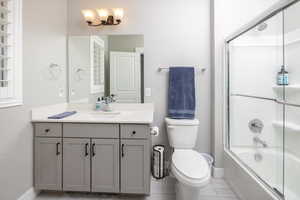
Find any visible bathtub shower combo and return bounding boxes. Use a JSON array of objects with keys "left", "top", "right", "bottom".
[{"left": 225, "top": 1, "right": 300, "bottom": 200}]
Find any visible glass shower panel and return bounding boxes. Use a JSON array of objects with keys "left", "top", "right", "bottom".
[
  {"left": 283, "top": 105, "right": 300, "bottom": 200},
  {"left": 228, "top": 11, "right": 285, "bottom": 195},
  {"left": 283, "top": 2, "right": 300, "bottom": 200},
  {"left": 229, "top": 14, "right": 284, "bottom": 98}
]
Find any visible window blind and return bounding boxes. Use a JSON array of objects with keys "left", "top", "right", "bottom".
[
  {"left": 93, "top": 42, "right": 101, "bottom": 85},
  {"left": 90, "top": 36, "right": 104, "bottom": 94},
  {"left": 0, "top": 0, "right": 12, "bottom": 99},
  {"left": 0, "top": 0, "right": 22, "bottom": 107}
]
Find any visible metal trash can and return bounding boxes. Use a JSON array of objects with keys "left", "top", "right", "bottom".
[{"left": 152, "top": 145, "right": 165, "bottom": 179}]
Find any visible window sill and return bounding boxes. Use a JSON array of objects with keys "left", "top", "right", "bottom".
[{"left": 0, "top": 100, "right": 23, "bottom": 108}]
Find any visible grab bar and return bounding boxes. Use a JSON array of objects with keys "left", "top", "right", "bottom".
[{"left": 231, "top": 93, "right": 300, "bottom": 108}]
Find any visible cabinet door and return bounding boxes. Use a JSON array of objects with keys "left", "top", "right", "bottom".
[
  {"left": 35, "top": 137, "right": 62, "bottom": 190},
  {"left": 63, "top": 138, "right": 90, "bottom": 192},
  {"left": 91, "top": 139, "right": 119, "bottom": 193},
  {"left": 121, "top": 139, "right": 150, "bottom": 194}
]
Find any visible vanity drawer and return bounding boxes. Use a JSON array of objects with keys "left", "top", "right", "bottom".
[
  {"left": 121, "top": 124, "right": 149, "bottom": 139},
  {"left": 63, "top": 123, "right": 119, "bottom": 138},
  {"left": 35, "top": 123, "right": 62, "bottom": 137}
]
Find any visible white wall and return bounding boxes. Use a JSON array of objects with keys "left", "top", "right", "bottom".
[
  {"left": 68, "top": 0, "right": 211, "bottom": 154},
  {"left": 0, "top": 0, "right": 68, "bottom": 199},
  {"left": 211, "top": 0, "right": 281, "bottom": 167}
]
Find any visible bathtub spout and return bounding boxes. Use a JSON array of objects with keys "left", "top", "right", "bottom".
[{"left": 253, "top": 136, "right": 268, "bottom": 148}]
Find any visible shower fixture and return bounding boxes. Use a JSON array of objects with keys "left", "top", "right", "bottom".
[
  {"left": 257, "top": 22, "right": 268, "bottom": 31},
  {"left": 248, "top": 119, "right": 264, "bottom": 133},
  {"left": 253, "top": 136, "right": 268, "bottom": 148}
]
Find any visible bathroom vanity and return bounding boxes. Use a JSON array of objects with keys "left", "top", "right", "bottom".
[{"left": 32, "top": 103, "right": 153, "bottom": 195}]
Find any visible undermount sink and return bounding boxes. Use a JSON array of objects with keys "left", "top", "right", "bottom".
[{"left": 90, "top": 110, "right": 121, "bottom": 117}]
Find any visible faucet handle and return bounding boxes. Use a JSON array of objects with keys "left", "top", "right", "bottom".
[{"left": 110, "top": 94, "right": 117, "bottom": 102}]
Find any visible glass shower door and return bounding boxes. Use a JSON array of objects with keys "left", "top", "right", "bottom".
[
  {"left": 227, "top": 11, "right": 285, "bottom": 196},
  {"left": 283, "top": 2, "right": 300, "bottom": 200}
]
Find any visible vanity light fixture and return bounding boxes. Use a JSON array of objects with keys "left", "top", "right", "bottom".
[{"left": 82, "top": 8, "right": 124, "bottom": 26}]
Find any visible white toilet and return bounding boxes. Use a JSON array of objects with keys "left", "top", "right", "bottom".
[{"left": 165, "top": 117, "right": 211, "bottom": 200}]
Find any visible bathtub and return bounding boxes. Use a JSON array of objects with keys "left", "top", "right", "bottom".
[{"left": 231, "top": 147, "right": 300, "bottom": 200}]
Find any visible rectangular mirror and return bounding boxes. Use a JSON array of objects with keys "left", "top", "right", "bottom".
[{"left": 68, "top": 34, "right": 144, "bottom": 103}]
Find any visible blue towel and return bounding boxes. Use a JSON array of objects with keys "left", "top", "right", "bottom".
[
  {"left": 48, "top": 111, "right": 77, "bottom": 119},
  {"left": 168, "top": 67, "right": 195, "bottom": 119}
]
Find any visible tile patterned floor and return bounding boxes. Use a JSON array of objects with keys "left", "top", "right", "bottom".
[{"left": 35, "top": 177, "right": 240, "bottom": 200}]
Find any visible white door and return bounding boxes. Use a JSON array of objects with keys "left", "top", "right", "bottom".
[{"left": 110, "top": 51, "right": 141, "bottom": 103}]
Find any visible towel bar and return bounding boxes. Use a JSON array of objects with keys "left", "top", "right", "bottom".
[{"left": 158, "top": 66, "right": 206, "bottom": 72}]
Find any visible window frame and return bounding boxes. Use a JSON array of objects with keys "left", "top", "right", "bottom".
[{"left": 0, "top": 0, "right": 23, "bottom": 108}]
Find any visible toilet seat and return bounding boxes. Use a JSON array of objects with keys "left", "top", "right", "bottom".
[{"left": 171, "top": 150, "right": 211, "bottom": 187}]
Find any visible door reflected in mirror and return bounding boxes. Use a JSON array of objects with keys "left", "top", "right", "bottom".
[{"left": 68, "top": 34, "right": 144, "bottom": 103}]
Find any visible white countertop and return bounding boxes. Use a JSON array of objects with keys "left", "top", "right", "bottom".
[{"left": 31, "top": 103, "right": 154, "bottom": 124}]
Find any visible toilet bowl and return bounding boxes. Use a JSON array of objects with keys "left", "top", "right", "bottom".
[
  {"left": 171, "top": 149, "right": 211, "bottom": 200},
  {"left": 165, "top": 117, "right": 211, "bottom": 200}
]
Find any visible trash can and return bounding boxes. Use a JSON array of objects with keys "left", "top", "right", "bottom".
[{"left": 152, "top": 145, "right": 165, "bottom": 179}]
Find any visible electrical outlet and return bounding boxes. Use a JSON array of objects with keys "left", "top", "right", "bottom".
[
  {"left": 145, "top": 88, "right": 151, "bottom": 97},
  {"left": 59, "top": 88, "right": 64, "bottom": 97}
]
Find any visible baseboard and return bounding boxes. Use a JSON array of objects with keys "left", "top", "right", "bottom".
[
  {"left": 212, "top": 166, "right": 224, "bottom": 178},
  {"left": 17, "top": 187, "right": 39, "bottom": 200}
]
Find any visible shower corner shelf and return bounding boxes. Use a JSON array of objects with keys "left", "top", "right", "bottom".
[
  {"left": 272, "top": 121, "right": 300, "bottom": 133},
  {"left": 272, "top": 84, "right": 300, "bottom": 93}
]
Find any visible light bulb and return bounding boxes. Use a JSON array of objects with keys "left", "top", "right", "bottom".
[
  {"left": 113, "top": 8, "right": 124, "bottom": 21},
  {"left": 97, "top": 9, "right": 109, "bottom": 21},
  {"left": 81, "top": 9, "right": 95, "bottom": 23}
]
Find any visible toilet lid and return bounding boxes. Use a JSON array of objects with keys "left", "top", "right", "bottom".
[{"left": 172, "top": 150, "right": 209, "bottom": 180}]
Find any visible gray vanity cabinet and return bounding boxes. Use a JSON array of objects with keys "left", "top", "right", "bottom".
[
  {"left": 63, "top": 138, "right": 90, "bottom": 192},
  {"left": 34, "top": 137, "right": 62, "bottom": 190},
  {"left": 34, "top": 122, "right": 151, "bottom": 195},
  {"left": 91, "top": 139, "right": 119, "bottom": 193},
  {"left": 120, "top": 139, "right": 150, "bottom": 194}
]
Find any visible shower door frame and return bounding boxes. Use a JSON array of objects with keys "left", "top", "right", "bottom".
[{"left": 224, "top": 0, "right": 300, "bottom": 199}]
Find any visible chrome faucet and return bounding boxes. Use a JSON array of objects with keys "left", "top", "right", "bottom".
[
  {"left": 253, "top": 136, "right": 268, "bottom": 148},
  {"left": 102, "top": 94, "right": 116, "bottom": 104}
]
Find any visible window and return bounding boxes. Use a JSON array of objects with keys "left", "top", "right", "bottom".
[
  {"left": 0, "top": 0, "right": 22, "bottom": 108},
  {"left": 90, "top": 36, "right": 104, "bottom": 94}
]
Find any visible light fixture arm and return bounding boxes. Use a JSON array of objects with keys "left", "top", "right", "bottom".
[{"left": 87, "top": 19, "right": 121, "bottom": 26}]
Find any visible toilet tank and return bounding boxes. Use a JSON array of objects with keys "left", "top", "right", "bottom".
[{"left": 165, "top": 118, "right": 199, "bottom": 149}]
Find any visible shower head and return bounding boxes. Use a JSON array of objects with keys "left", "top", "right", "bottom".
[{"left": 257, "top": 23, "right": 268, "bottom": 31}]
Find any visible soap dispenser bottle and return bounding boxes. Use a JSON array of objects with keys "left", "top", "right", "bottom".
[
  {"left": 95, "top": 97, "right": 102, "bottom": 111},
  {"left": 277, "top": 66, "right": 289, "bottom": 85}
]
